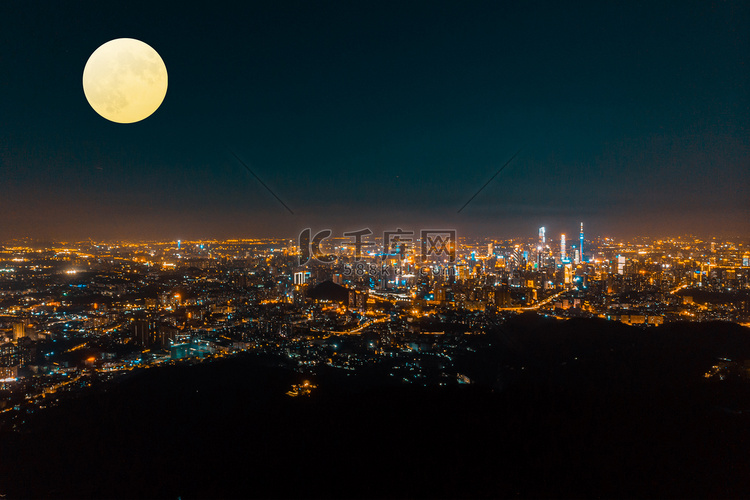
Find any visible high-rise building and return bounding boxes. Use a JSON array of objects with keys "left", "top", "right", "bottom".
[
  {"left": 12, "top": 322, "right": 25, "bottom": 340},
  {"left": 133, "top": 318, "right": 157, "bottom": 347},
  {"left": 579, "top": 222, "right": 584, "bottom": 262},
  {"left": 495, "top": 286, "right": 511, "bottom": 307},
  {"left": 536, "top": 245, "right": 543, "bottom": 268},
  {"left": 560, "top": 234, "right": 566, "bottom": 261},
  {"left": 0, "top": 342, "right": 19, "bottom": 368},
  {"left": 564, "top": 263, "right": 573, "bottom": 284},
  {"left": 617, "top": 255, "right": 626, "bottom": 275},
  {"left": 539, "top": 227, "right": 545, "bottom": 245}
]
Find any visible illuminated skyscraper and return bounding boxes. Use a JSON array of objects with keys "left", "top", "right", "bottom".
[
  {"left": 564, "top": 263, "right": 573, "bottom": 284},
  {"left": 536, "top": 245, "right": 543, "bottom": 268},
  {"left": 537, "top": 227, "right": 546, "bottom": 268},
  {"left": 560, "top": 234, "right": 566, "bottom": 260},
  {"left": 12, "top": 322, "right": 25, "bottom": 340},
  {"left": 579, "top": 222, "right": 584, "bottom": 262}
]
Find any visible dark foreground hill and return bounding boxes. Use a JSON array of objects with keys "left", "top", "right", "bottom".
[{"left": 1, "top": 317, "right": 750, "bottom": 498}]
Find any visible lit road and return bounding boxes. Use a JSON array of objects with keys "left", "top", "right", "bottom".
[
  {"left": 497, "top": 289, "right": 567, "bottom": 312},
  {"left": 669, "top": 283, "right": 688, "bottom": 295},
  {"left": 311, "top": 315, "right": 388, "bottom": 335}
]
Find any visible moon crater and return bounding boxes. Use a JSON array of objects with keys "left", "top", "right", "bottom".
[{"left": 83, "top": 38, "right": 168, "bottom": 123}]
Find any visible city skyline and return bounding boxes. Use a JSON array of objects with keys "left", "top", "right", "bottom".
[
  {"left": 1, "top": 213, "right": 749, "bottom": 497},
  {"left": 2, "top": 4, "right": 749, "bottom": 493},
  {"left": 2, "top": 225, "right": 748, "bottom": 247},
  {"left": 1, "top": 2, "right": 748, "bottom": 239}
]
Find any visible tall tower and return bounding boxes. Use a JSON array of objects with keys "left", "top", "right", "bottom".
[
  {"left": 560, "top": 234, "right": 566, "bottom": 261},
  {"left": 579, "top": 223, "right": 584, "bottom": 263},
  {"left": 537, "top": 227, "right": 546, "bottom": 268}
]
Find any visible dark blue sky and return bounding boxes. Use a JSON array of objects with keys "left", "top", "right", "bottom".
[{"left": 1, "top": 1, "right": 748, "bottom": 241}]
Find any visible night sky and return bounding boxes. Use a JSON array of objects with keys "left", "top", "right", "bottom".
[{"left": 1, "top": 1, "right": 748, "bottom": 241}]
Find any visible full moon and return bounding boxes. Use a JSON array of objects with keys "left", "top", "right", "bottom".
[{"left": 82, "top": 38, "right": 168, "bottom": 123}]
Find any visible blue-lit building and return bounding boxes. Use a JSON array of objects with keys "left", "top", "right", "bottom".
[{"left": 579, "top": 222, "right": 585, "bottom": 262}]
